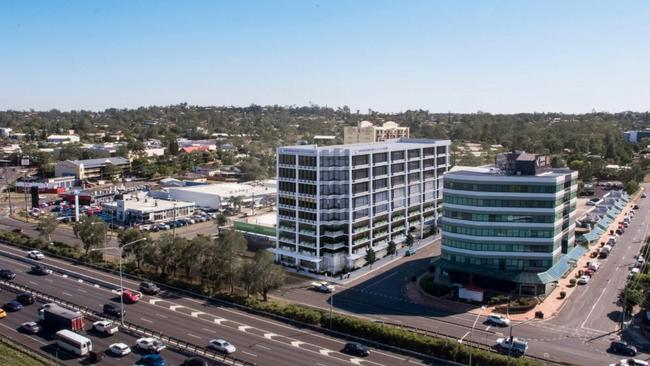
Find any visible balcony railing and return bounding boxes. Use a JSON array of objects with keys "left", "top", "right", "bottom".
[
  {"left": 323, "top": 230, "right": 345, "bottom": 237},
  {"left": 353, "top": 237, "right": 370, "bottom": 246},
  {"left": 353, "top": 225, "right": 370, "bottom": 233}
]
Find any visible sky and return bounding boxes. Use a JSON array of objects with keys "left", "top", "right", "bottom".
[{"left": 1, "top": 0, "right": 649, "bottom": 113}]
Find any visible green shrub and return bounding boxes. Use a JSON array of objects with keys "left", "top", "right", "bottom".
[
  {"left": 559, "top": 291, "right": 566, "bottom": 299},
  {"left": 419, "top": 276, "right": 451, "bottom": 297}
]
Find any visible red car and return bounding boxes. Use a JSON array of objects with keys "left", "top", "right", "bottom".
[{"left": 121, "top": 290, "right": 142, "bottom": 304}]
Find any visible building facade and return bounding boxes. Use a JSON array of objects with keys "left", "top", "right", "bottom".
[
  {"left": 274, "top": 138, "right": 450, "bottom": 274},
  {"left": 623, "top": 130, "right": 650, "bottom": 143},
  {"left": 55, "top": 157, "right": 130, "bottom": 182},
  {"left": 434, "top": 152, "right": 579, "bottom": 296},
  {"left": 343, "top": 121, "right": 410, "bottom": 144},
  {"left": 102, "top": 193, "right": 195, "bottom": 226}
]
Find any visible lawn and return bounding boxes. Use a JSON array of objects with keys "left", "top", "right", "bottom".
[{"left": 0, "top": 339, "right": 48, "bottom": 366}]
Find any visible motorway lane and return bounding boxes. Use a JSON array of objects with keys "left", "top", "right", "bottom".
[
  {"left": 0, "top": 254, "right": 422, "bottom": 366},
  {"left": 0, "top": 288, "right": 190, "bottom": 366}
]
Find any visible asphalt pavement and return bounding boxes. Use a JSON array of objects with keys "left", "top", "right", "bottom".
[{"left": 0, "top": 244, "right": 426, "bottom": 366}]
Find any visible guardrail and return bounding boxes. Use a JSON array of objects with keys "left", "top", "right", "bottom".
[{"left": 0, "top": 280, "right": 256, "bottom": 366}]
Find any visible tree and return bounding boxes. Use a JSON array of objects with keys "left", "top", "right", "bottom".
[
  {"left": 117, "top": 228, "right": 149, "bottom": 267},
  {"left": 215, "top": 230, "right": 247, "bottom": 293},
  {"left": 179, "top": 235, "right": 212, "bottom": 279},
  {"left": 254, "top": 251, "right": 285, "bottom": 301},
  {"left": 103, "top": 163, "right": 120, "bottom": 181},
  {"left": 406, "top": 233, "right": 414, "bottom": 247},
  {"left": 228, "top": 196, "right": 244, "bottom": 212},
  {"left": 386, "top": 240, "right": 397, "bottom": 256},
  {"left": 625, "top": 181, "right": 640, "bottom": 194},
  {"left": 37, "top": 214, "right": 58, "bottom": 242},
  {"left": 73, "top": 216, "right": 107, "bottom": 255},
  {"left": 216, "top": 213, "right": 228, "bottom": 227},
  {"left": 365, "top": 247, "right": 376, "bottom": 268}
]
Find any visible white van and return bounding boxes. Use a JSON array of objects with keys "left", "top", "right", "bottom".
[{"left": 55, "top": 329, "right": 92, "bottom": 356}]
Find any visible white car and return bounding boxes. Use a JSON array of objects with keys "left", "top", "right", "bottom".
[
  {"left": 629, "top": 268, "right": 641, "bottom": 278},
  {"left": 93, "top": 320, "right": 118, "bottom": 335},
  {"left": 311, "top": 281, "right": 335, "bottom": 293},
  {"left": 486, "top": 314, "right": 511, "bottom": 326},
  {"left": 578, "top": 275, "right": 590, "bottom": 285},
  {"left": 136, "top": 337, "right": 166, "bottom": 353},
  {"left": 27, "top": 250, "right": 44, "bottom": 260},
  {"left": 619, "top": 359, "right": 649, "bottom": 366},
  {"left": 208, "top": 339, "right": 236, "bottom": 354},
  {"left": 109, "top": 343, "right": 131, "bottom": 356}
]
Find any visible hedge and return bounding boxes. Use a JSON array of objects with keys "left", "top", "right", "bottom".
[{"left": 419, "top": 275, "right": 452, "bottom": 297}]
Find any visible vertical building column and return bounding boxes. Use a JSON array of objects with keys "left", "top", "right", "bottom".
[
  {"left": 315, "top": 152, "right": 321, "bottom": 273},
  {"left": 347, "top": 152, "right": 354, "bottom": 265},
  {"left": 274, "top": 149, "right": 281, "bottom": 263}
]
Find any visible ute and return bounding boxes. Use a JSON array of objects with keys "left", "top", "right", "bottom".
[{"left": 311, "top": 281, "right": 335, "bottom": 293}]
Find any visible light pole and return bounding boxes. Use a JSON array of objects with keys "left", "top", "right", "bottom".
[
  {"left": 90, "top": 237, "right": 147, "bottom": 325},
  {"left": 469, "top": 306, "right": 486, "bottom": 366},
  {"left": 506, "top": 317, "right": 539, "bottom": 357},
  {"left": 329, "top": 288, "right": 335, "bottom": 329}
]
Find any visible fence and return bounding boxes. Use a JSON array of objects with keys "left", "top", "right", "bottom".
[{"left": 0, "top": 280, "right": 256, "bottom": 366}]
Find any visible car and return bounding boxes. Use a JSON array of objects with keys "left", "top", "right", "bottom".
[
  {"left": 30, "top": 264, "right": 52, "bottom": 275},
  {"left": 140, "top": 281, "right": 160, "bottom": 295},
  {"left": 634, "top": 205, "right": 640, "bottom": 210},
  {"left": 109, "top": 342, "right": 131, "bottom": 356},
  {"left": 122, "top": 289, "right": 142, "bottom": 304},
  {"left": 311, "top": 281, "right": 335, "bottom": 293},
  {"left": 0, "top": 269, "right": 16, "bottom": 280},
  {"left": 643, "top": 193, "right": 647, "bottom": 198},
  {"left": 156, "top": 223, "right": 170, "bottom": 231},
  {"left": 136, "top": 354, "right": 166, "bottom": 366},
  {"left": 16, "top": 292, "right": 35, "bottom": 305},
  {"left": 93, "top": 320, "right": 119, "bottom": 335},
  {"left": 207, "top": 339, "right": 236, "bottom": 354},
  {"left": 87, "top": 350, "right": 104, "bottom": 364},
  {"left": 20, "top": 321, "right": 41, "bottom": 334},
  {"left": 140, "top": 224, "right": 152, "bottom": 231},
  {"left": 578, "top": 275, "right": 590, "bottom": 285},
  {"left": 12, "top": 228, "right": 23, "bottom": 234},
  {"left": 586, "top": 201, "right": 597, "bottom": 206},
  {"left": 3, "top": 300, "right": 22, "bottom": 312},
  {"left": 637, "top": 257, "right": 645, "bottom": 266},
  {"left": 486, "top": 314, "right": 511, "bottom": 326},
  {"left": 495, "top": 337, "right": 528, "bottom": 356},
  {"left": 619, "top": 359, "right": 649, "bottom": 366},
  {"left": 629, "top": 268, "right": 641, "bottom": 278},
  {"left": 103, "top": 303, "right": 126, "bottom": 318},
  {"left": 610, "top": 340, "right": 637, "bottom": 356},
  {"left": 27, "top": 250, "right": 44, "bottom": 260},
  {"left": 405, "top": 247, "right": 416, "bottom": 256},
  {"left": 343, "top": 342, "right": 370, "bottom": 357},
  {"left": 136, "top": 337, "right": 166, "bottom": 353},
  {"left": 181, "top": 357, "right": 211, "bottom": 366}
]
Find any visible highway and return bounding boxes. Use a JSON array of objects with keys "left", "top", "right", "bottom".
[
  {"left": 0, "top": 244, "right": 428, "bottom": 366},
  {"left": 0, "top": 286, "right": 194, "bottom": 366},
  {"left": 278, "top": 186, "right": 650, "bottom": 366}
]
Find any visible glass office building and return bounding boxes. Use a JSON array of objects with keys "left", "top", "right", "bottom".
[{"left": 434, "top": 152, "right": 579, "bottom": 295}]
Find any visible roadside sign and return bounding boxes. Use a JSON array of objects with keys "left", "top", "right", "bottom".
[{"left": 21, "top": 158, "right": 29, "bottom": 166}]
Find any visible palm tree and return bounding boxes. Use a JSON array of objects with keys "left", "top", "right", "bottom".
[{"left": 228, "top": 195, "right": 243, "bottom": 212}]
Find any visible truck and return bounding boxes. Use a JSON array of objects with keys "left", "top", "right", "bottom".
[
  {"left": 495, "top": 337, "right": 528, "bottom": 356},
  {"left": 39, "top": 303, "right": 85, "bottom": 332}
]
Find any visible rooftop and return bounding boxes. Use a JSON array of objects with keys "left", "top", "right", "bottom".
[
  {"left": 104, "top": 193, "right": 194, "bottom": 212},
  {"left": 168, "top": 180, "right": 276, "bottom": 197},
  {"left": 65, "top": 157, "right": 130, "bottom": 168},
  {"left": 280, "top": 137, "right": 449, "bottom": 151},
  {"left": 447, "top": 165, "right": 575, "bottom": 178}
]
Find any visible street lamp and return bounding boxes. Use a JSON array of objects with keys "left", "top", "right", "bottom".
[
  {"left": 90, "top": 237, "right": 147, "bottom": 325},
  {"left": 506, "top": 317, "right": 539, "bottom": 357},
  {"left": 469, "top": 305, "right": 486, "bottom": 366}
]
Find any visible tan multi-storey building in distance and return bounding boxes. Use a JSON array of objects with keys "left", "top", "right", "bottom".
[{"left": 343, "top": 121, "right": 410, "bottom": 144}]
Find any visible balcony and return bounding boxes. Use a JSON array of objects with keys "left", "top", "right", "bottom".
[
  {"left": 278, "top": 225, "right": 295, "bottom": 232},
  {"left": 373, "top": 231, "right": 388, "bottom": 238},
  {"left": 392, "top": 214, "right": 405, "bottom": 222},
  {"left": 278, "top": 236, "right": 295, "bottom": 244},
  {"left": 353, "top": 237, "right": 370, "bottom": 246},
  {"left": 322, "top": 241, "right": 347, "bottom": 250},
  {"left": 323, "top": 229, "right": 345, "bottom": 237},
  {"left": 353, "top": 225, "right": 370, "bottom": 233},
  {"left": 299, "top": 229, "right": 317, "bottom": 236},
  {"left": 298, "top": 241, "right": 317, "bottom": 249},
  {"left": 392, "top": 225, "right": 405, "bottom": 233},
  {"left": 374, "top": 219, "right": 389, "bottom": 227}
]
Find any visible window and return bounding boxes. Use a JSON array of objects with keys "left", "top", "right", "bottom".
[
  {"left": 279, "top": 154, "right": 296, "bottom": 165},
  {"left": 298, "top": 155, "right": 316, "bottom": 167},
  {"left": 353, "top": 182, "right": 369, "bottom": 194},
  {"left": 298, "top": 183, "right": 316, "bottom": 195},
  {"left": 279, "top": 168, "right": 295, "bottom": 179},
  {"left": 279, "top": 181, "right": 296, "bottom": 192},
  {"left": 354, "top": 195, "right": 370, "bottom": 208},
  {"left": 408, "top": 149, "right": 420, "bottom": 159},
  {"left": 391, "top": 150, "right": 405, "bottom": 160},
  {"left": 391, "top": 175, "right": 405, "bottom": 186},
  {"left": 373, "top": 152, "right": 388, "bottom": 164},
  {"left": 373, "top": 191, "right": 388, "bottom": 204},
  {"left": 352, "top": 155, "right": 369, "bottom": 166},
  {"left": 408, "top": 161, "right": 420, "bottom": 171},
  {"left": 298, "top": 170, "right": 316, "bottom": 181},
  {"left": 352, "top": 168, "right": 369, "bottom": 180},
  {"left": 373, "top": 178, "right": 388, "bottom": 190},
  {"left": 408, "top": 172, "right": 420, "bottom": 182},
  {"left": 436, "top": 146, "right": 447, "bottom": 154},
  {"left": 374, "top": 203, "right": 388, "bottom": 215},
  {"left": 354, "top": 208, "right": 369, "bottom": 220},
  {"left": 391, "top": 163, "right": 405, "bottom": 174},
  {"left": 373, "top": 165, "right": 388, "bottom": 176},
  {"left": 423, "top": 147, "right": 434, "bottom": 156}
]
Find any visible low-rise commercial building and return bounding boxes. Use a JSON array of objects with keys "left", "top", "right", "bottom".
[
  {"left": 433, "top": 151, "right": 579, "bottom": 296},
  {"left": 152, "top": 180, "right": 276, "bottom": 210},
  {"left": 47, "top": 135, "right": 80, "bottom": 144},
  {"left": 15, "top": 176, "right": 76, "bottom": 193},
  {"left": 55, "top": 157, "right": 130, "bottom": 182},
  {"left": 343, "top": 121, "right": 410, "bottom": 144},
  {"left": 102, "top": 192, "right": 195, "bottom": 225}
]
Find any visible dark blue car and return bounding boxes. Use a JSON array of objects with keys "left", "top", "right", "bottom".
[
  {"left": 136, "top": 354, "right": 166, "bottom": 366},
  {"left": 4, "top": 300, "right": 23, "bottom": 312}
]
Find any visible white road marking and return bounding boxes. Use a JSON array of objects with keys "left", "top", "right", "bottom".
[
  {"left": 28, "top": 280, "right": 38, "bottom": 286},
  {"left": 191, "top": 311, "right": 205, "bottom": 317},
  {"left": 264, "top": 333, "right": 277, "bottom": 339},
  {"left": 351, "top": 358, "right": 364, "bottom": 365},
  {"left": 156, "top": 314, "right": 168, "bottom": 319},
  {"left": 43, "top": 278, "right": 52, "bottom": 282},
  {"left": 238, "top": 325, "right": 252, "bottom": 332},
  {"left": 61, "top": 274, "right": 68, "bottom": 278},
  {"left": 62, "top": 291, "right": 72, "bottom": 297},
  {"left": 458, "top": 331, "right": 470, "bottom": 343},
  {"left": 0, "top": 322, "right": 48, "bottom": 345},
  {"left": 187, "top": 333, "right": 201, "bottom": 339},
  {"left": 169, "top": 305, "right": 184, "bottom": 311},
  {"left": 316, "top": 363, "right": 328, "bottom": 366},
  {"left": 214, "top": 318, "right": 226, "bottom": 325},
  {"left": 149, "top": 299, "right": 162, "bottom": 305},
  {"left": 485, "top": 325, "right": 492, "bottom": 331},
  {"left": 78, "top": 288, "right": 87, "bottom": 293},
  {"left": 77, "top": 279, "right": 83, "bottom": 283},
  {"left": 201, "top": 327, "right": 216, "bottom": 333},
  {"left": 241, "top": 351, "right": 257, "bottom": 357},
  {"left": 256, "top": 345, "right": 271, "bottom": 350},
  {"left": 141, "top": 318, "right": 153, "bottom": 323},
  {"left": 291, "top": 340, "right": 305, "bottom": 347}
]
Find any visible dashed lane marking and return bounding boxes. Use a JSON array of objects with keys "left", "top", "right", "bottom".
[
  {"left": 62, "top": 291, "right": 72, "bottom": 297},
  {"left": 156, "top": 314, "right": 168, "bottom": 319},
  {"left": 256, "top": 345, "right": 271, "bottom": 350},
  {"left": 238, "top": 325, "right": 252, "bottom": 332},
  {"left": 141, "top": 318, "right": 153, "bottom": 323},
  {"left": 187, "top": 333, "right": 201, "bottom": 339},
  {"left": 201, "top": 328, "right": 216, "bottom": 333},
  {"left": 169, "top": 305, "right": 184, "bottom": 311},
  {"left": 291, "top": 341, "right": 305, "bottom": 347},
  {"left": 78, "top": 288, "right": 87, "bottom": 293},
  {"left": 191, "top": 311, "right": 205, "bottom": 317},
  {"left": 28, "top": 280, "right": 38, "bottom": 286},
  {"left": 264, "top": 333, "right": 277, "bottom": 339},
  {"left": 241, "top": 351, "right": 257, "bottom": 357}
]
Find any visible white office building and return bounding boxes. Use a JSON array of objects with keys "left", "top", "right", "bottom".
[{"left": 274, "top": 138, "right": 450, "bottom": 274}]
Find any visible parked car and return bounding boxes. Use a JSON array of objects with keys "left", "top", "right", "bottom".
[
  {"left": 27, "top": 250, "right": 44, "bottom": 260},
  {"left": 405, "top": 247, "right": 416, "bottom": 256},
  {"left": 610, "top": 341, "right": 638, "bottom": 356},
  {"left": 0, "top": 269, "right": 16, "bottom": 280},
  {"left": 140, "top": 281, "right": 160, "bottom": 295},
  {"left": 207, "top": 339, "right": 236, "bottom": 354},
  {"left": 578, "top": 275, "right": 590, "bottom": 285},
  {"left": 4, "top": 300, "right": 23, "bottom": 312},
  {"left": 642, "top": 193, "right": 647, "bottom": 198},
  {"left": 634, "top": 205, "right": 640, "bottom": 210},
  {"left": 486, "top": 314, "right": 511, "bottom": 326},
  {"left": 342, "top": 342, "right": 370, "bottom": 357},
  {"left": 20, "top": 321, "right": 41, "bottom": 334},
  {"left": 30, "top": 265, "right": 52, "bottom": 275},
  {"left": 136, "top": 337, "right": 166, "bottom": 353},
  {"left": 109, "top": 343, "right": 131, "bottom": 356},
  {"left": 16, "top": 292, "right": 35, "bottom": 305},
  {"left": 156, "top": 223, "right": 170, "bottom": 231}
]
